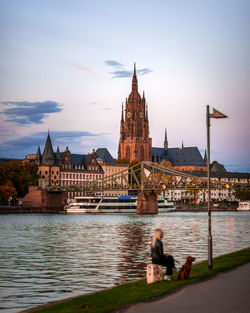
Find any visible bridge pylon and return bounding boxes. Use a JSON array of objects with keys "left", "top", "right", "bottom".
[{"left": 137, "top": 191, "right": 158, "bottom": 214}]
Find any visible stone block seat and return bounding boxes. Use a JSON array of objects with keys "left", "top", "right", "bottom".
[{"left": 146, "top": 263, "right": 163, "bottom": 284}]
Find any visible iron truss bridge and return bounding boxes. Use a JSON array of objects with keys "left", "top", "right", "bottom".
[{"left": 47, "top": 162, "right": 230, "bottom": 193}]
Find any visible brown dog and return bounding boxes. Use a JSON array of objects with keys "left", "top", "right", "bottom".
[{"left": 176, "top": 256, "right": 195, "bottom": 280}]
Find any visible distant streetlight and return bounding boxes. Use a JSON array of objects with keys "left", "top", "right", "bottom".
[{"left": 206, "top": 105, "right": 228, "bottom": 270}]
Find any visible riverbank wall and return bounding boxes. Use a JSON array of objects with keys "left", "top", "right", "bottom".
[
  {"left": 175, "top": 206, "right": 238, "bottom": 212},
  {"left": 0, "top": 186, "right": 67, "bottom": 214},
  {"left": 0, "top": 205, "right": 238, "bottom": 214},
  {"left": 0, "top": 206, "right": 66, "bottom": 214}
]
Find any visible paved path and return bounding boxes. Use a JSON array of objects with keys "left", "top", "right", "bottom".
[{"left": 122, "top": 262, "right": 250, "bottom": 313}]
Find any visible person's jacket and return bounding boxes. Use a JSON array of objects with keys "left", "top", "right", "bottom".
[{"left": 151, "top": 238, "right": 164, "bottom": 264}]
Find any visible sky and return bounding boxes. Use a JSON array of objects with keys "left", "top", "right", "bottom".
[{"left": 0, "top": 0, "right": 249, "bottom": 172}]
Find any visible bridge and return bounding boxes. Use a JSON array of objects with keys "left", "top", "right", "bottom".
[
  {"left": 47, "top": 162, "right": 211, "bottom": 193},
  {"left": 47, "top": 162, "right": 217, "bottom": 214},
  {"left": 47, "top": 162, "right": 210, "bottom": 194}
]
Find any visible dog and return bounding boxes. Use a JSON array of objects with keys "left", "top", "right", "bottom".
[{"left": 176, "top": 256, "right": 195, "bottom": 280}]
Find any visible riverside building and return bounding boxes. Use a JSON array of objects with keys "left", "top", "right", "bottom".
[{"left": 29, "top": 132, "right": 129, "bottom": 199}]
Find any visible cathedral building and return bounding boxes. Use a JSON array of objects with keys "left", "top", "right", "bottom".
[
  {"left": 118, "top": 64, "right": 152, "bottom": 162},
  {"left": 118, "top": 64, "right": 207, "bottom": 171}
]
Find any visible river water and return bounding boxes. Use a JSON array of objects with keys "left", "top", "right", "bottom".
[{"left": 0, "top": 212, "right": 250, "bottom": 313}]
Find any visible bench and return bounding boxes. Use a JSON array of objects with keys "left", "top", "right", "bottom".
[{"left": 146, "top": 264, "right": 163, "bottom": 284}]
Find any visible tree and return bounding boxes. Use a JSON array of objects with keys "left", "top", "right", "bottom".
[
  {"left": 0, "top": 184, "right": 17, "bottom": 204},
  {"left": 0, "top": 160, "right": 39, "bottom": 203},
  {"left": 234, "top": 187, "right": 250, "bottom": 201},
  {"left": 116, "top": 157, "right": 129, "bottom": 164},
  {"left": 160, "top": 159, "right": 173, "bottom": 168}
]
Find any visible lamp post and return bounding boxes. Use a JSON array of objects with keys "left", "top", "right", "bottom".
[{"left": 206, "top": 105, "right": 228, "bottom": 270}]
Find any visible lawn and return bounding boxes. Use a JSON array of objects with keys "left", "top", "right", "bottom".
[{"left": 26, "top": 248, "right": 250, "bottom": 313}]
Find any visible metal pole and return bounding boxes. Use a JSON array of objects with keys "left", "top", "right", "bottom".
[{"left": 207, "top": 105, "right": 213, "bottom": 269}]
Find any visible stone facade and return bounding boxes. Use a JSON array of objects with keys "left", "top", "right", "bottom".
[
  {"left": 60, "top": 149, "right": 103, "bottom": 199},
  {"left": 100, "top": 162, "right": 129, "bottom": 196},
  {"left": 137, "top": 191, "right": 158, "bottom": 214},
  {"left": 21, "top": 186, "right": 67, "bottom": 210},
  {"left": 35, "top": 132, "right": 61, "bottom": 186},
  {"left": 165, "top": 171, "right": 250, "bottom": 204},
  {"left": 118, "top": 64, "right": 152, "bottom": 162},
  {"left": 38, "top": 166, "right": 60, "bottom": 186}
]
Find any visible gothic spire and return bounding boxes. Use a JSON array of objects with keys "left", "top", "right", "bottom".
[
  {"left": 36, "top": 146, "right": 41, "bottom": 158},
  {"left": 120, "top": 103, "right": 125, "bottom": 142},
  {"left": 41, "top": 131, "right": 55, "bottom": 165},
  {"left": 56, "top": 146, "right": 61, "bottom": 165},
  {"left": 164, "top": 128, "right": 168, "bottom": 151},
  {"left": 43, "top": 132, "right": 54, "bottom": 156},
  {"left": 181, "top": 141, "right": 184, "bottom": 148},
  {"left": 36, "top": 146, "right": 41, "bottom": 165},
  {"left": 121, "top": 103, "right": 124, "bottom": 121},
  {"left": 132, "top": 62, "right": 138, "bottom": 91},
  {"left": 204, "top": 149, "right": 208, "bottom": 163}
]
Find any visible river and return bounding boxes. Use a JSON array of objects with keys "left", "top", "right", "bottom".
[{"left": 0, "top": 212, "right": 250, "bottom": 313}]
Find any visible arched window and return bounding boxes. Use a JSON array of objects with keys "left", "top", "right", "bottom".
[
  {"left": 140, "top": 145, "right": 144, "bottom": 161},
  {"left": 126, "top": 145, "right": 130, "bottom": 161},
  {"left": 138, "top": 121, "right": 143, "bottom": 137}
]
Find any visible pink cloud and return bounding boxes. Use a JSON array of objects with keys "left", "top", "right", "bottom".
[{"left": 65, "top": 62, "right": 108, "bottom": 79}]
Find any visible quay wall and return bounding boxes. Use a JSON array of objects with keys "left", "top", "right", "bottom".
[
  {"left": 0, "top": 186, "right": 67, "bottom": 214},
  {"left": 0, "top": 206, "right": 66, "bottom": 214}
]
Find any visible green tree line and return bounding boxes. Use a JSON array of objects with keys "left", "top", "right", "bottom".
[
  {"left": 0, "top": 160, "right": 39, "bottom": 204},
  {"left": 234, "top": 187, "right": 250, "bottom": 201}
]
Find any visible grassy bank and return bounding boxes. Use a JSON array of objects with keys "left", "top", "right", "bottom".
[{"left": 26, "top": 248, "right": 250, "bottom": 313}]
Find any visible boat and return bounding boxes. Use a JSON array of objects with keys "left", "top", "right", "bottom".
[
  {"left": 237, "top": 201, "right": 250, "bottom": 211},
  {"left": 65, "top": 195, "right": 176, "bottom": 214}
]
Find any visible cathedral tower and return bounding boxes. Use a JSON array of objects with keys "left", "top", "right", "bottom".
[{"left": 118, "top": 64, "right": 152, "bottom": 162}]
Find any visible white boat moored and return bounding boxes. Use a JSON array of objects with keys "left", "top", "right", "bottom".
[
  {"left": 65, "top": 195, "right": 175, "bottom": 214},
  {"left": 237, "top": 201, "right": 250, "bottom": 211}
]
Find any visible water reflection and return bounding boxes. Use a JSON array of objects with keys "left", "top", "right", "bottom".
[
  {"left": 0, "top": 212, "right": 249, "bottom": 313},
  {"left": 115, "top": 221, "right": 151, "bottom": 282}
]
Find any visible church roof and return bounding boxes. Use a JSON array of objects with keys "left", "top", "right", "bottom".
[
  {"left": 69, "top": 154, "right": 90, "bottom": 166},
  {"left": 60, "top": 148, "right": 115, "bottom": 168},
  {"left": 96, "top": 148, "right": 116, "bottom": 164},
  {"left": 42, "top": 133, "right": 54, "bottom": 159},
  {"left": 152, "top": 146, "right": 206, "bottom": 166},
  {"left": 41, "top": 132, "right": 55, "bottom": 165}
]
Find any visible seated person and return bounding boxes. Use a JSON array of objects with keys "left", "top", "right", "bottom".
[{"left": 151, "top": 228, "right": 176, "bottom": 280}]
